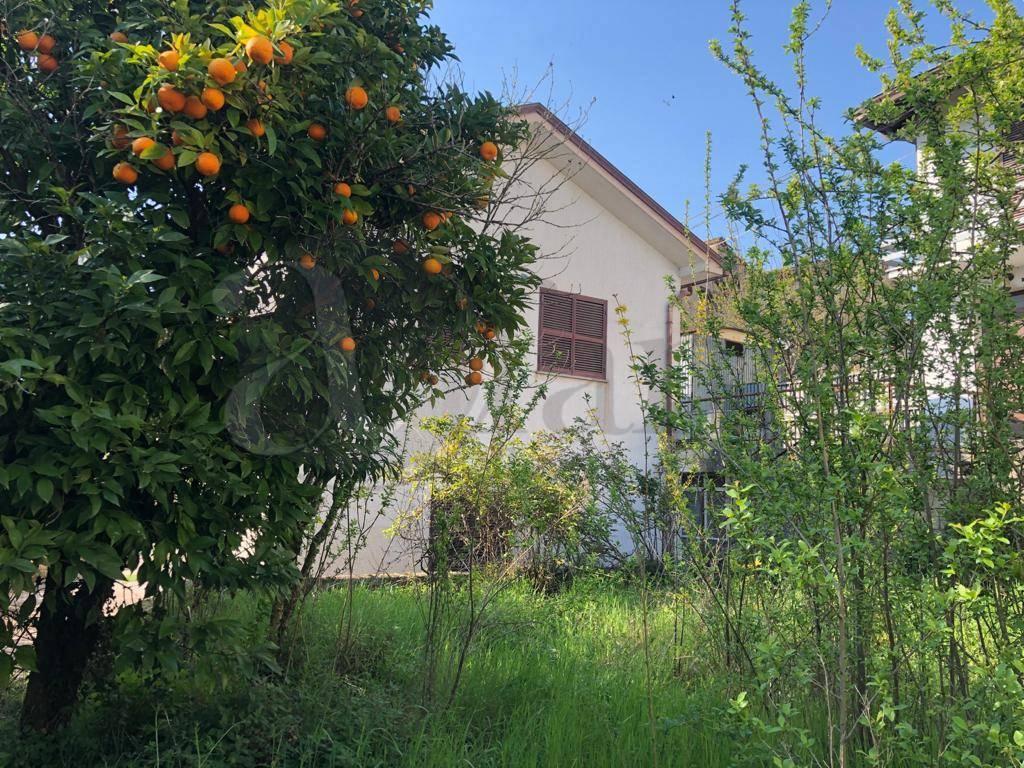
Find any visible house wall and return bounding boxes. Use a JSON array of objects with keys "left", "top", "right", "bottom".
[{"left": 340, "top": 150, "right": 698, "bottom": 576}]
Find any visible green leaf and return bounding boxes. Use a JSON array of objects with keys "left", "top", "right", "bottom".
[
  {"left": 36, "top": 478, "right": 54, "bottom": 504},
  {"left": 266, "top": 125, "right": 277, "bottom": 156},
  {"left": 172, "top": 340, "right": 197, "bottom": 366}
]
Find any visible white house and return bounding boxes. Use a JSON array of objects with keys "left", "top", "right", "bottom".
[{"left": 345, "top": 103, "right": 724, "bottom": 575}]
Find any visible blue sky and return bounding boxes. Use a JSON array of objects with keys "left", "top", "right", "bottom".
[{"left": 430, "top": 0, "right": 996, "bottom": 243}]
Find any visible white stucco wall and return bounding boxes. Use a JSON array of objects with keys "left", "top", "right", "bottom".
[{"left": 337, "top": 144, "right": 704, "bottom": 576}]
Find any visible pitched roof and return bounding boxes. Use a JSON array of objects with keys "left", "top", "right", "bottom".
[{"left": 518, "top": 103, "right": 723, "bottom": 269}]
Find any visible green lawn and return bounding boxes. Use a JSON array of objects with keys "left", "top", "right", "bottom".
[{"left": 3, "top": 578, "right": 738, "bottom": 767}]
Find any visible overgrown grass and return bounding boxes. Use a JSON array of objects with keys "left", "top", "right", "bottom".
[{"left": 2, "top": 578, "right": 740, "bottom": 767}]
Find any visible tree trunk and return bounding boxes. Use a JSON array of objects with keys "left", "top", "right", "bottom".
[{"left": 20, "top": 576, "right": 113, "bottom": 732}]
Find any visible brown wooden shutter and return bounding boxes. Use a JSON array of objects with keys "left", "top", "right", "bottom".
[
  {"left": 537, "top": 289, "right": 607, "bottom": 379},
  {"left": 538, "top": 290, "right": 573, "bottom": 373},
  {"left": 572, "top": 296, "right": 607, "bottom": 378}
]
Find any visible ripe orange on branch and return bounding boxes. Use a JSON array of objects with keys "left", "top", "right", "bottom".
[
  {"left": 36, "top": 34, "right": 55, "bottom": 54},
  {"left": 158, "top": 49, "right": 179, "bottom": 71},
  {"left": 274, "top": 41, "right": 294, "bottom": 64},
  {"left": 109, "top": 31, "right": 128, "bottom": 44},
  {"left": 308, "top": 123, "right": 327, "bottom": 141},
  {"left": 333, "top": 182, "right": 352, "bottom": 198},
  {"left": 36, "top": 54, "right": 58, "bottom": 73},
  {"left": 183, "top": 96, "right": 208, "bottom": 120},
  {"left": 195, "top": 152, "right": 221, "bottom": 176},
  {"left": 111, "top": 124, "right": 131, "bottom": 149},
  {"left": 151, "top": 146, "right": 175, "bottom": 171},
  {"left": 342, "top": 209, "right": 359, "bottom": 226},
  {"left": 208, "top": 58, "right": 236, "bottom": 85},
  {"left": 201, "top": 87, "right": 225, "bottom": 111},
  {"left": 422, "top": 257, "right": 442, "bottom": 275},
  {"left": 465, "top": 371, "right": 483, "bottom": 386},
  {"left": 480, "top": 141, "right": 499, "bottom": 161},
  {"left": 157, "top": 85, "right": 186, "bottom": 112},
  {"left": 385, "top": 105, "right": 401, "bottom": 123},
  {"left": 228, "top": 203, "right": 250, "bottom": 223},
  {"left": 245, "top": 36, "right": 274, "bottom": 65},
  {"left": 112, "top": 162, "right": 138, "bottom": 185},
  {"left": 131, "top": 136, "right": 156, "bottom": 156},
  {"left": 339, "top": 336, "right": 356, "bottom": 352},
  {"left": 299, "top": 253, "right": 316, "bottom": 270},
  {"left": 345, "top": 86, "right": 368, "bottom": 110},
  {"left": 421, "top": 211, "right": 441, "bottom": 231},
  {"left": 245, "top": 118, "right": 265, "bottom": 137},
  {"left": 468, "top": 357, "right": 484, "bottom": 371},
  {"left": 16, "top": 30, "right": 39, "bottom": 51}
]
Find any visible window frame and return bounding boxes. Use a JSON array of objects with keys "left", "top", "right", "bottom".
[{"left": 536, "top": 287, "right": 608, "bottom": 381}]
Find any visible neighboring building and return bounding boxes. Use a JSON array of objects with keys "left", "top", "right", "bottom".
[
  {"left": 672, "top": 83, "right": 1024, "bottom": 533},
  {"left": 347, "top": 103, "right": 723, "bottom": 575}
]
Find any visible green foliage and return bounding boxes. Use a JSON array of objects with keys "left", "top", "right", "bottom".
[
  {"left": 0, "top": 0, "right": 538, "bottom": 713},
  {"left": 1, "top": 582, "right": 740, "bottom": 768}
]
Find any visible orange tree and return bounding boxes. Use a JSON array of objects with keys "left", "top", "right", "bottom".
[{"left": 0, "top": 0, "right": 537, "bottom": 730}]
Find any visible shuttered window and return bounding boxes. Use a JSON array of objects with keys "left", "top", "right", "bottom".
[{"left": 537, "top": 289, "right": 607, "bottom": 379}]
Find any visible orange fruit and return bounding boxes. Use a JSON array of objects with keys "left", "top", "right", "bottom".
[
  {"left": 393, "top": 239, "right": 409, "bottom": 255},
  {"left": 245, "top": 35, "right": 274, "bottom": 65},
  {"left": 468, "top": 357, "right": 484, "bottom": 372},
  {"left": 465, "top": 371, "right": 483, "bottom": 386},
  {"left": 422, "top": 257, "right": 442, "bottom": 275},
  {"left": 345, "top": 86, "right": 368, "bottom": 110},
  {"left": 157, "top": 84, "right": 186, "bottom": 112},
  {"left": 364, "top": 298, "right": 376, "bottom": 310},
  {"left": 352, "top": 8, "right": 364, "bottom": 18},
  {"left": 480, "top": 141, "right": 499, "bottom": 161},
  {"left": 308, "top": 122, "right": 326, "bottom": 141},
  {"left": 36, "top": 33, "right": 55, "bottom": 54},
  {"left": 428, "top": 374, "right": 439, "bottom": 386},
  {"left": 36, "top": 54, "right": 58, "bottom": 73},
  {"left": 158, "top": 49, "right": 179, "bottom": 71},
  {"left": 228, "top": 203, "right": 250, "bottom": 224},
  {"left": 208, "top": 58, "right": 236, "bottom": 85},
  {"left": 16, "top": 30, "right": 38, "bottom": 51},
  {"left": 201, "top": 87, "right": 225, "bottom": 111},
  {"left": 339, "top": 336, "right": 356, "bottom": 352},
  {"left": 112, "top": 162, "right": 138, "bottom": 185},
  {"left": 234, "top": 59, "right": 247, "bottom": 73},
  {"left": 131, "top": 136, "right": 156, "bottom": 156},
  {"left": 475, "top": 320, "right": 488, "bottom": 334},
  {"left": 151, "top": 146, "right": 175, "bottom": 171},
  {"left": 215, "top": 243, "right": 234, "bottom": 255},
  {"left": 333, "top": 182, "right": 352, "bottom": 198},
  {"left": 183, "top": 96, "right": 208, "bottom": 120},
  {"left": 385, "top": 105, "right": 401, "bottom": 123},
  {"left": 195, "top": 152, "right": 221, "bottom": 176},
  {"left": 109, "top": 31, "right": 128, "bottom": 44},
  {"left": 422, "top": 211, "right": 441, "bottom": 231},
  {"left": 171, "top": 130, "right": 184, "bottom": 146},
  {"left": 368, "top": 268, "right": 380, "bottom": 281},
  {"left": 484, "top": 329, "right": 496, "bottom": 340},
  {"left": 274, "top": 41, "right": 294, "bottom": 64},
  {"left": 111, "top": 124, "right": 131, "bottom": 150},
  {"left": 342, "top": 209, "right": 358, "bottom": 226},
  {"left": 299, "top": 253, "right": 316, "bottom": 269},
  {"left": 245, "top": 118, "right": 265, "bottom": 137},
  {"left": 407, "top": 184, "right": 416, "bottom": 196}
]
